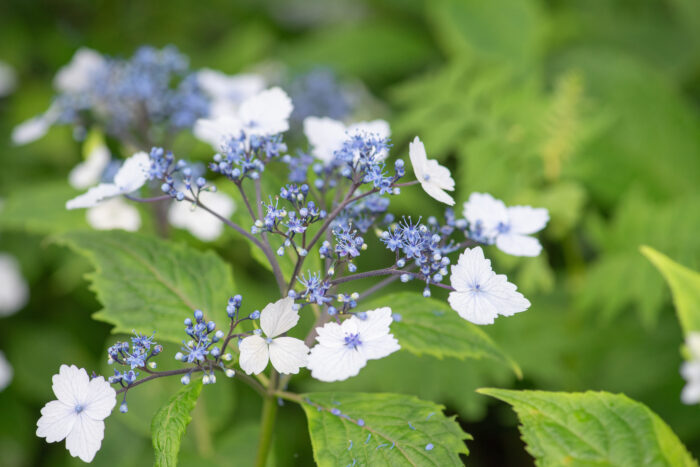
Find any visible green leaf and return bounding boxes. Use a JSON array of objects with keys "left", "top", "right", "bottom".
[
  {"left": 359, "top": 292, "right": 521, "bottom": 377},
  {"left": 478, "top": 389, "right": 698, "bottom": 467},
  {"left": 0, "top": 180, "right": 88, "bottom": 234},
  {"left": 641, "top": 246, "right": 700, "bottom": 334},
  {"left": 299, "top": 392, "right": 470, "bottom": 466},
  {"left": 56, "top": 230, "right": 234, "bottom": 343},
  {"left": 428, "top": 0, "right": 543, "bottom": 66},
  {"left": 152, "top": 381, "right": 203, "bottom": 467}
]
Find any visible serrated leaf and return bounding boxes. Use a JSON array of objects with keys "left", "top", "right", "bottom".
[
  {"left": 0, "top": 180, "right": 88, "bottom": 234},
  {"left": 56, "top": 230, "right": 234, "bottom": 343},
  {"left": 479, "top": 389, "right": 698, "bottom": 467},
  {"left": 152, "top": 381, "right": 203, "bottom": 467},
  {"left": 642, "top": 246, "right": 700, "bottom": 334},
  {"left": 359, "top": 292, "right": 521, "bottom": 377},
  {"left": 299, "top": 392, "right": 470, "bottom": 466}
]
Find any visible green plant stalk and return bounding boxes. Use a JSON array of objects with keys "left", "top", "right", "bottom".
[{"left": 254, "top": 370, "right": 279, "bottom": 467}]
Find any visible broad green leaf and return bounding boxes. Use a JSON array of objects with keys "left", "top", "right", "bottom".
[
  {"left": 57, "top": 230, "right": 234, "bottom": 343},
  {"left": 300, "top": 392, "right": 469, "bottom": 466},
  {"left": 641, "top": 246, "right": 700, "bottom": 334},
  {"left": 479, "top": 389, "right": 698, "bottom": 467},
  {"left": 359, "top": 292, "right": 521, "bottom": 377},
  {"left": 152, "top": 381, "right": 203, "bottom": 467},
  {"left": 428, "top": 0, "right": 543, "bottom": 66},
  {"left": 0, "top": 180, "right": 88, "bottom": 234}
]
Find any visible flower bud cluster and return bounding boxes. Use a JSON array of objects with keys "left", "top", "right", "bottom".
[{"left": 210, "top": 132, "right": 287, "bottom": 182}]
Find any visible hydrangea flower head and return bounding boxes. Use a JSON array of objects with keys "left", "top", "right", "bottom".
[
  {"left": 448, "top": 247, "right": 530, "bottom": 325},
  {"left": 409, "top": 137, "right": 455, "bottom": 206},
  {"left": 239, "top": 297, "right": 309, "bottom": 375},
  {"left": 36, "top": 365, "right": 116, "bottom": 463},
  {"left": 66, "top": 152, "right": 150, "bottom": 209},
  {"left": 463, "top": 192, "right": 549, "bottom": 257},
  {"left": 307, "top": 307, "right": 400, "bottom": 382}
]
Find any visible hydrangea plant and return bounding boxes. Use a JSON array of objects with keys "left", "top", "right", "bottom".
[{"left": 21, "top": 46, "right": 697, "bottom": 467}]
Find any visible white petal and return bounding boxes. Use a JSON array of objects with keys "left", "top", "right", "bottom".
[
  {"left": 448, "top": 290, "right": 498, "bottom": 325},
  {"left": 268, "top": 337, "right": 309, "bottom": 374},
  {"left": 113, "top": 152, "right": 149, "bottom": 193},
  {"left": 496, "top": 233, "right": 542, "bottom": 257},
  {"left": 0, "top": 254, "right": 29, "bottom": 316},
  {"left": 197, "top": 69, "right": 265, "bottom": 105},
  {"left": 239, "top": 336, "right": 270, "bottom": 375},
  {"left": 83, "top": 376, "right": 116, "bottom": 421},
  {"left": 69, "top": 145, "right": 111, "bottom": 189},
  {"left": 682, "top": 380, "right": 700, "bottom": 405},
  {"left": 307, "top": 344, "right": 366, "bottom": 382},
  {"left": 86, "top": 198, "right": 141, "bottom": 231},
  {"left": 409, "top": 136, "right": 428, "bottom": 180},
  {"left": 481, "top": 273, "right": 531, "bottom": 317},
  {"left": 65, "top": 414, "right": 105, "bottom": 463},
  {"left": 463, "top": 192, "right": 508, "bottom": 234},
  {"left": 314, "top": 321, "right": 351, "bottom": 349},
  {"left": 36, "top": 400, "right": 76, "bottom": 442},
  {"left": 239, "top": 87, "right": 292, "bottom": 136},
  {"left": 507, "top": 206, "right": 549, "bottom": 235},
  {"left": 681, "top": 361, "right": 700, "bottom": 381},
  {"left": 52, "top": 365, "right": 89, "bottom": 406},
  {"left": 167, "top": 191, "right": 235, "bottom": 241},
  {"left": 0, "top": 351, "right": 13, "bottom": 391},
  {"left": 421, "top": 181, "right": 455, "bottom": 206},
  {"left": 53, "top": 48, "right": 105, "bottom": 94},
  {"left": 194, "top": 116, "right": 243, "bottom": 149},
  {"left": 260, "top": 297, "right": 299, "bottom": 337},
  {"left": 66, "top": 184, "right": 122, "bottom": 209},
  {"left": 12, "top": 115, "right": 52, "bottom": 145},
  {"left": 354, "top": 308, "right": 393, "bottom": 342},
  {"left": 303, "top": 116, "right": 347, "bottom": 163},
  {"left": 449, "top": 247, "right": 493, "bottom": 292}
]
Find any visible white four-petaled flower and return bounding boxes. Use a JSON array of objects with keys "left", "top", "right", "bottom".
[
  {"left": 168, "top": 191, "right": 235, "bottom": 241},
  {"left": 194, "top": 87, "right": 293, "bottom": 149},
  {"left": 463, "top": 192, "right": 549, "bottom": 257},
  {"left": 239, "top": 297, "right": 309, "bottom": 375},
  {"left": 409, "top": 136, "right": 455, "bottom": 206},
  {"left": 303, "top": 116, "right": 391, "bottom": 164},
  {"left": 307, "top": 307, "right": 400, "bottom": 382},
  {"left": 197, "top": 69, "right": 266, "bottom": 119},
  {"left": 681, "top": 333, "right": 700, "bottom": 405},
  {"left": 36, "top": 365, "right": 116, "bottom": 463},
  {"left": 448, "top": 247, "right": 530, "bottom": 325},
  {"left": 66, "top": 152, "right": 150, "bottom": 209}
]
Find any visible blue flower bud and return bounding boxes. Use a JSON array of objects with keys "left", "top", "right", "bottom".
[
  {"left": 194, "top": 309, "right": 204, "bottom": 321},
  {"left": 181, "top": 374, "right": 191, "bottom": 385},
  {"left": 250, "top": 310, "right": 260, "bottom": 320},
  {"left": 119, "top": 401, "right": 128, "bottom": 413}
]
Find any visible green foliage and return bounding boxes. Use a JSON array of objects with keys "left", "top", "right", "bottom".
[
  {"left": 300, "top": 392, "right": 470, "bottom": 466},
  {"left": 0, "top": 180, "right": 88, "bottom": 234},
  {"left": 56, "top": 231, "right": 234, "bottom": 342},
  {"left": 578, "top": 192, "right": 700, "bottom": 326},
  {"left": 152, "top": 381, "right": 203, "bottom": 467},
  {"left": 360, "top": 292, "right": 521, "bottom": 376},
  {"left": 479, "top": 389, "right": 698, "bottom": 467},
  {"left": 642, "top": 246, "right": 700, "bottom": 334}
]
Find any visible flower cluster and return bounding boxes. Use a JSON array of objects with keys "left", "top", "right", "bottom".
[
  {"left": 210, "top": 132, "right": 288, "bottom": 182},
  {"left": 13, "top": 46, "right": 211, "bottom": 146},
  {"left": 175, "top": 309, "right": 230, "bottom": 384},
  {"left": 148, "top": 147, "right": 214, "bottom": 201}
]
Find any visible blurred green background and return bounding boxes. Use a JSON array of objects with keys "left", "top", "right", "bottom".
[{"left": 1, "top": 0, "right": 699, "bottom": 465}]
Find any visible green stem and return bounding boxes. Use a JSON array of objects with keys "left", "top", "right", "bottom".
[{"left": 254, "top": 391, "right": 278, "bottom": 467}]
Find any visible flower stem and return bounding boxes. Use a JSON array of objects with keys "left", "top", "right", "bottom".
[{"left": 254, "top": 370, "right": 279, "bottom": 467}]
